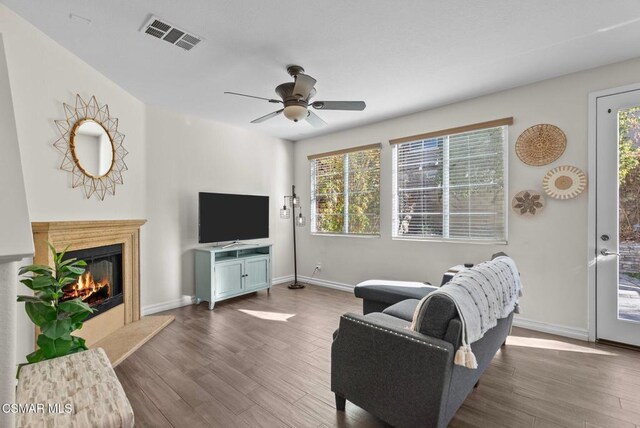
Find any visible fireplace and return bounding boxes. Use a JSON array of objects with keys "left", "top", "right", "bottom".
[{"left": 61, "top": 244, "right": 123, "bottom": 321}]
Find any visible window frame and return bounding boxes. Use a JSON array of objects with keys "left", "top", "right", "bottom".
[
  {"left": 309, "top": 144, "right": 382, "bottom": 237},
  {"left": 391, "top": 123, "right": 509, "bottom": 245}
]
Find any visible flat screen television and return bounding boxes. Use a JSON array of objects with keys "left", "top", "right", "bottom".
[{"left": 198, "top": 192, "right": 269, "bottom": 244}]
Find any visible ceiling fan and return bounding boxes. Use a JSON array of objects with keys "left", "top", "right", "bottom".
[{"left": 224, "top": 65, "right": 366, "bottom": 128}]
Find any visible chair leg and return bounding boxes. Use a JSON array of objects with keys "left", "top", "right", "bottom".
[
  {"left": 501, "top": 339, "right": 507, "bottom": 348},
  {"left": 335, "top": 394, "right": 346, "bottom": 411},
  {"left": 474, "top": 380, "right": 480, "bottom": 389}
]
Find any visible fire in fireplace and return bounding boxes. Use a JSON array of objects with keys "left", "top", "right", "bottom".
[{"left": 61, "top": 243, "right": 123, "bottom": 321}]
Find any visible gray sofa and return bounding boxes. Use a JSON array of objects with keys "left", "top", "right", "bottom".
[{"left": 331, "top": 293, "right": 514, "bottom": 428}]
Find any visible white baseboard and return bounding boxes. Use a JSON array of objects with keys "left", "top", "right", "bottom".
[
  {"left": 142, "top": 295, "right": 195, "bottom": 316},
  {"left": 512, "top": 316, "right": 589, "bottom": 341},
  {"left": 272, "top": 275, "right": 294, "bottom": 285},
  {"left": 298, "top": 276, "right": 354, "bottom": 292}
]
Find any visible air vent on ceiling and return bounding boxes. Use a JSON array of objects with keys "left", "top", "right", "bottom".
[{"left": 140, "top": 15, "right": 202, "bottom": 51}]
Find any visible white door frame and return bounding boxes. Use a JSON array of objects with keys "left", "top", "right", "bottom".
[{"left": 587, "top": 82, "right": 640, "bottom": 342}]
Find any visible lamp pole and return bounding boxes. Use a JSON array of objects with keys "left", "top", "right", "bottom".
[{"left": 289, "top": 185, "right": 304, "bottom": 289}]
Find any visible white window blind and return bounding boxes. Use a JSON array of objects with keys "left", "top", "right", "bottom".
[
  {"left": 392, "top": 125, "right": 507, "bottom": 242},
  {"left": 310, "top": 146, "right": 380, "bottom": 235}
]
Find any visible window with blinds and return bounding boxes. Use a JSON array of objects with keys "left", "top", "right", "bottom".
[
  {"left": 392, "top": 125, "right": 507, "bottom": 242},
  {"left": 310, "top": 145, "right": 381, "bottom": 235}
]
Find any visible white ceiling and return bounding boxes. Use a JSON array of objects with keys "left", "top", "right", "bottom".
[{"left": 3, "top": 1, "right": 640, "bottom": 141}]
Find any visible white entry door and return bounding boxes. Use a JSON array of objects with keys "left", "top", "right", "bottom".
[{"left": 596, "top": 89, "right": 640, "bottom": 347}]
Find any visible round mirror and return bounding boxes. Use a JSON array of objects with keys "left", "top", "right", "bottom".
[{"left": 71, "top": 120, "right": 114, "bottom": 177}]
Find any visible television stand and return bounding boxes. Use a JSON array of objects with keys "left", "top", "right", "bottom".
[{"left": 195, "top": 244, "right": 272, "bottom": 310}]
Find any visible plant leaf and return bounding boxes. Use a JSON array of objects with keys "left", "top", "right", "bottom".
[
  {"left": 70, "top": 335, "right": 87, "bottom": 352},
  {"left": 47, "top": 242, "right": 62, "bottom": 265},
  {"left": 20, "top": 276, "right": 55, "bottom": 291},
  {"left": 37, "top": 335, "right": 73, "bottom": 359},
  {"left": 19, "top": 278, "right": 33, "bottom": 289},
  {"left": 41, "top": 319, "right": 73, "bottom": 340},
  {"left": 16, "top": 295, "right": 45, "bottom": 304},
  {"left": 30, "top": 275, "right": 56, "bottom": 290},
  {"left": 25, "top": 349, "right": 46, "bottom": 364},
  {"left": 71, "top": 321, "right": 85, "bottom": 331},
  {"left": 59, "top": 299, "right": 93, "bottom": 315},
  {"left": 35, "top": 288, "right": 58, "bottom": 302},
  {"left": 61, "top": 265, "right": 86, "bottom": 275},
  {"left": 70, "top": 311, "right": 90, "bottom": 324},
  {"left": 56, "top": 258, "right": 77, "bottom": 268},
  {"left": 18, "top": 264, "right": 52, "bottom": 276},
  {"left": 24, "top": 302, "right": 56, "bottom": 326},
  {"left": 59, "top": 276, "right": 77, "bottom": 286}
]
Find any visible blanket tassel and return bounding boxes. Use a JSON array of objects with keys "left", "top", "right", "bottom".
[
  {"left": 465, "top": 345, "right": 478, "bottom": 369},
  {"left": 454, "top": 346, "right": 466, "bottom": 366}
]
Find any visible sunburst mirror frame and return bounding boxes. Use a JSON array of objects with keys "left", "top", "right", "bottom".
[{"left": 53, "top": 94, "right": 128, "bottom": 200}]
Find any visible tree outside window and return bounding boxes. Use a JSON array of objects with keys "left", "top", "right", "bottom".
[{"left": 311, "top": 147, "right": 380, "bottom": 235}]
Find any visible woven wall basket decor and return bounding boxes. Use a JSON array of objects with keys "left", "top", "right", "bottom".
[
  {"left": 516, "top": 124, "right": 566, "bottom": 166},
  {"left": 512, "top": 190, "right": 545, "bottom": 216},
  {"left": 542, "top": 165, "right": 587, "bottom": 199}
]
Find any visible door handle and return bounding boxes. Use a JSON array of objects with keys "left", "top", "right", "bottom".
[{"left": 600, "top": 249, "right": 619, "bottom": 256}]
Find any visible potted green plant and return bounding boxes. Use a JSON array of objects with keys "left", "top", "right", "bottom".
[{"left": 17, "top": 243, "right": 94, "bottom": 363}]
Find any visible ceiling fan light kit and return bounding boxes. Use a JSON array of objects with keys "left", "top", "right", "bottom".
[
  {"left": 283, "top": 104, "right": 308, "bottom": 122},
  {"left": 225, "top": 65, "right": 366, "bottom": 127}
]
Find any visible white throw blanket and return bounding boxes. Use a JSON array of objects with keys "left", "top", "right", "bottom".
[{"left": 410, "top": 256, "right": 522, "bottom": 369}]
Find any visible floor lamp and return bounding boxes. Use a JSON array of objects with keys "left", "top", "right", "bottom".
[{"left": 280, "top": 185, "right": 305, "bottom": 289}]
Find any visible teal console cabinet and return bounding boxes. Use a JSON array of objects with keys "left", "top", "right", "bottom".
[{"left": 195, "top": 244, "right": 272, "bottom": 310}]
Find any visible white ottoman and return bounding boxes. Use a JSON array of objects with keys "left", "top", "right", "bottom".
[{"left": 16, "top": 348, "right": 134, "bottom": 428}]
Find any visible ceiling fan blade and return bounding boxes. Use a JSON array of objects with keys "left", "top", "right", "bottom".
[
  {"left": 311, "top": 101, "right": 366, "bottom": 111},
  {"left": 305, "top": 110, "right": 327, "bottom": 128},
  {"left": 224, "top": 92, "right": 282, "bottom": 104},
  {"left": 251, "top": 109, "right": 284, "bottom": 124},
  {"left": 292, "top": 74, "right": 317, "bottom": 100}
]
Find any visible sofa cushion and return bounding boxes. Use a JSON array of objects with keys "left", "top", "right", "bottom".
[
  {"left": 382, "top": 299, "right": 420, "bottom": 321},
  {"left": 382, "top": 295, "right": 459, "bottom": 340},
  {"left": 415, "top": 294, "right": 459, "bottom": 339}
]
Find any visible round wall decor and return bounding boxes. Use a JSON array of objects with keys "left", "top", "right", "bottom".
[
  {"left": 53, "top": 94, "right": 128, "bottom": 200},
  {"left": 516, "top": 124, "right": 566, "bottom": 166},
  {"left": 542, "top": 165, "right": 587, "bottom": 199},
  {"left": 512, "top": 190, "right": 545, "bottom": 216}
]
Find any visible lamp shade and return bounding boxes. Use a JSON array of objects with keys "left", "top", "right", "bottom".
[
  {"left": 296, "top": 213, "right": 306, "bottom": 227},
  {"left": 283, "top": 105, "right": 308, "bottom": 122},
  {"left": 280, "top": 205, "right": 290, "bottom": 219}
]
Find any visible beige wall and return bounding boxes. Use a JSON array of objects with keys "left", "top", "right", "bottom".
[
  {"left": 142, "top": 105, "right": 294, "bottom": 311},
  {"left": 294, "top": 56, "right": 640, "bottom": 335}
]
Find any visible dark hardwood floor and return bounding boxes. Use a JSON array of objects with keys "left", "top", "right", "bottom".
[{"left": 115, "top": 284, "right": 640, "bottom": 428}]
